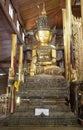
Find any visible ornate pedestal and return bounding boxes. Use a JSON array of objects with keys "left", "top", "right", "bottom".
[{"left": 8, "top": 74, "right": 77, "bottom": 126}]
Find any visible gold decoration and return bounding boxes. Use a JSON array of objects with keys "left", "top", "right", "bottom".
[{"left": 14, "top": 80, "right": 21, "bottom": 92}]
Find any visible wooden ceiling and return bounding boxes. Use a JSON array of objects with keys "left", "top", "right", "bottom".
[
  {"left": 0, "top": 0, "right": 81, "bottom": 74},
  {"left": 15, "top": 0, "right": 76, "bottom": 30}
]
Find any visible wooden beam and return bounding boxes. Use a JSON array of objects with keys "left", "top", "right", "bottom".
[
  {"left": 0, "top": 62, "right": 10, "bottom": 68},
  {"left": 0, "top": 67, "right": 8, "bottom": 73},
  {"left": 5, "top": 0, "right": 9, "bottom": 12}
]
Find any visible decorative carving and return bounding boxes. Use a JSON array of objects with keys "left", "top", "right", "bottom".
[{"left": 72, "top": 15, "right": 83, "bottom": 81}]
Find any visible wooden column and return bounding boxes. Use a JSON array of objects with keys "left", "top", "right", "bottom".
[
  {"left": 18, "top": 45, "right": 23, "bottom": 81},
  {"left": 62, "top": 9, "right": 68, "bottom": 80},
  {"left": 11, "top": 34, "right": 17, "bottom": 70},
  {"left": 80, "top": 0, "right": 83, "bottom": 81},
  {"left": 66, "top": 0, "right": 72, "bottom": 82},
  {"left": 10, "top": 34, "right": 17, "bottom": 113},
  {"left": 81, "top": 0, "right": 83, "bottom": 39},
  {"left": 9, "top": 34, "right": 17, "bottom": 80}
]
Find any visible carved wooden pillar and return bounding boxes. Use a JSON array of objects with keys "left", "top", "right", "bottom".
[
  {"left": 66, "top": 0, "right": 72, "bottom": 81},
  {"left": 18, "top": 45, "right": 23, "bottom": 81},
  {"left": 62, "top": 9, "right": 68, "bottom": 80}
]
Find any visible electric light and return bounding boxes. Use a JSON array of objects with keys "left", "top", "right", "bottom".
[{"left": 16, "top": 96, "right": 21, "bottom": 105}]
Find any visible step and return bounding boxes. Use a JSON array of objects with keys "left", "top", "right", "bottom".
[
  {"left": 7, "top": 112, "right": 77, "bottom": 126},
  {"left": 17, "top": 89, "right": 69, "bottom": 98},
  {"left": 16, "top": 98, "right": 68, "bottom": 106},
  {"left": 15, "top": 104, "right": 70, "bottom": 112},
  {"left": 22, "top": 74, "right": 69, "bottom": 89}
]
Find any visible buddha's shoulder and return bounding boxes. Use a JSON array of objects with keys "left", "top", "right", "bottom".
[{"left": 50, "top": 45, "right": 56, "bottom": 49}]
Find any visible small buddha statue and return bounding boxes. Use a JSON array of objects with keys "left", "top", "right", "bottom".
[{"left": 30, "top": 4, "right": 62, "bottom": 76}]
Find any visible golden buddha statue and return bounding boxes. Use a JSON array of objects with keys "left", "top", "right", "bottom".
[{"left": 30, "top": 4, "right": 62, "bottom": 76}]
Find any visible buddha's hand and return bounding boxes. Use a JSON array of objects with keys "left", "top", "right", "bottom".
[
  {"left": 52, "top": 58, "right": 56, "bottom": 64},
  {"left": 30, "top": 71, "right": 35, "bottom": 76}
]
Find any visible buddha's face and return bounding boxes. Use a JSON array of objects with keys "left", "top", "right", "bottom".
[{"left": 36, "top": 30, "right": 52, "bottom": 43}]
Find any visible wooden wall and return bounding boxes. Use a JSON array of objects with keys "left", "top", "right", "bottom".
[{"left": 0, "top": 75, "right": 8, "bottom": 95}]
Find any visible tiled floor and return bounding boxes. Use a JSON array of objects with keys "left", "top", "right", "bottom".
[{"left": 0, "top": 126, "right": 83, "bottom": 130}]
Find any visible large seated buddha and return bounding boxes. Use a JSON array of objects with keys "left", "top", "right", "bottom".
[
  {"left": 14, "top": 5, "right": 71, "bottom": 125},
  {"left": 30, "top": 8, "right": 63, "bottom": 76}
]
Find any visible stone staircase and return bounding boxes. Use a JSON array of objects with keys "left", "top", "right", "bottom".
[{"left": 8, "top": 74, "right": 77, "bottom": 126}]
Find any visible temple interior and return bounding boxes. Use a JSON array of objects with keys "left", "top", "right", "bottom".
[{"left": 0, "top": 0, "right": 83, "bottom": 129}]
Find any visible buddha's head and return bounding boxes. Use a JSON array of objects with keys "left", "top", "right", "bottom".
[
  {"left": 36, "top": 30, "right": 52, "bottom": 43},
  {"left": 35, "top": 3, "right": 52, "bottom": 45}
]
